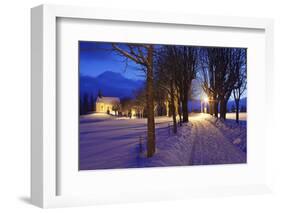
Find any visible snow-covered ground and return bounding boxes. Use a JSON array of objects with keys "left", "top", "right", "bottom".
[
  {"left": 79, "top": 112, "right": 247, "bottom": 170},
  {"left": 226, "top": 112, "right": 247, "bottom": 121}
]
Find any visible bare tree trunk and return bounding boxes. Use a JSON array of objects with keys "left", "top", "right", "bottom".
[
  {"left": 177, "top": 98, "right": 182, "bottom": 126},
  {"left": 182, "top": 87, "right": 188, "bottom": 123},
  {"left": 220, "top": 98, "right": 226, "bottom": 120},
  {"left": 185, "top": 84, "right": 191, "bottom": 122},
  {"left": 146, "top": 47, "right": 155, "bottom": 158},
  {"left": 235, "top": 100, "right": 240, "bottom": 123},
  {"left": 170, "top": 80, "right": 177, "bottom": 134},
  {"left": 223, "top": 102, "right": 227, "bottom": 119},
  {"left": 165, "top": 101, "right": 169, "bottom": 116},
  {"left": 221, "top": 92, "right": 232, "bottom": 120},
  {"left": 112, "top": 43, "right": 156, "bottom": 157},
  {"left": 214, "top": 99, "right": 218, "bottom": 118},
  {"left": 186, "top": 96, "right": 189, "bottom": 121},
  {"left": 209, "top": 101, "right": 214, "bottom": 115}
]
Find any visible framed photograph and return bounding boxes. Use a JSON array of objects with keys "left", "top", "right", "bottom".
[{"left": 31, "top": 4, "right": 274, "bottom": 208}]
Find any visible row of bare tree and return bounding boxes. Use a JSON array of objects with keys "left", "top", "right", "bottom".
[
  {"left": 200, "top": 47, "right": 247, "bottom": 121},
  {"left": 154, "top": 46, "right": 198, "bottom": 135},
  {"left": 111, "top": 44, "right": 246, "bottom": 158}
]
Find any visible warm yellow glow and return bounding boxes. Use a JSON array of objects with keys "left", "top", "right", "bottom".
[
  {"left": 131, "top": 109, "right": 136, "bottom": 116},
  {"left": 204, "top": 97, "right": 209, "bottom": 103}
]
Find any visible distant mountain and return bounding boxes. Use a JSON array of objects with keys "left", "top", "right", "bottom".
[
  {"left": 80, "top": 71, "right": 247, "bottom": 111},
  {"left": 80, "top": 71, "right": 144, "bottom": 98}
]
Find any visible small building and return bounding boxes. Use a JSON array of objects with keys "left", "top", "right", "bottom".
[{"left": 95, "top": 96, "right": 120, "bottom": 115}]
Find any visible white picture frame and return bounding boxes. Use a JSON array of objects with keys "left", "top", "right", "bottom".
[{"left": 31, "top": 4, "right": 274, "bottom": 208}]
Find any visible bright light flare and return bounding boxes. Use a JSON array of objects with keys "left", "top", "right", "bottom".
[{"left": 204, "top": 97, "right": 209, "bottom": 103}]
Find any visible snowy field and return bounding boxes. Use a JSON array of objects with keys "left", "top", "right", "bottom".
[
  {"left": 226, "top": 112, "right": 247, "bottom": 121},
  {"left": 79, "top": 113, "right": 247, "bottom": 170}
]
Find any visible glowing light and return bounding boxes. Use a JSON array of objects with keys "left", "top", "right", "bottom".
[
  {"left": 131, "top": 109, "right": 136, "bottom": 116},
  {"left": 204, "top": 97, "right": 209, "bottom": 103}
]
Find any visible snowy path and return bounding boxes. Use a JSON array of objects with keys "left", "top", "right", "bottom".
[
  {"left": 79, "top": 113, "right": 246, "bottom": 170},
  {"left": 190, "top": 115, "right": 246, "bottom": 165}
]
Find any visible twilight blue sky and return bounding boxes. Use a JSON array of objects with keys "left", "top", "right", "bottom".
[
  {"left": 79, "top": 41, "right": 145, "bottom": 80},
  {"left": 79, "top": 41, "right": 246, "bottom": 101}
]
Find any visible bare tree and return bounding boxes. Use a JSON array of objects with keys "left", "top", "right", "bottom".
[
  {"left": 189, "top": 79, "right": 202, "bottom": 112},
  {"left": 232, "top": 48, "right": 247, "bottom": 123},
  {"left": 181, "top": 46, "right": 197, "bottom": 122},
  {"left": 120, "top": 97, "right": 134, "bottom": 116},
  {"left": 112, "top": 44, "right": 156, "bottom": 157},
  {"left": 199, "top": 47, "right": 219, "bottom": 116},
  {"left": 200, "top": 47, "right": 237, "bottom": 119},
  {"left": 154, "top": 45, "right": 198, "bottom": 132},
  {"left": 134, "top": 87, "right": 146, "bottom": 118},
  {"left": 155, "top": 46, "right": 178, "bottom": 134},
  {"left": 212, "top": 48, "right": 248, "bottom": 120},
  {"left": 216, "top": 48, "right": 233, "bottom": 120},
  {"left": 154, "top": 83, "right": 168, "bottom": 116},
  {"left": 112, "top": 102, "right": 121, "bottom": 116}
]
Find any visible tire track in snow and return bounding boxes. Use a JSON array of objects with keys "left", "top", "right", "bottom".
[{"left": 189, "top": 121, "right": 202, "bottom": 165}]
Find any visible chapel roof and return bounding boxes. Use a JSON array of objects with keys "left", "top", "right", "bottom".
[{"left": 96, "top": 96, "right": 120, "bottom": 104}]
